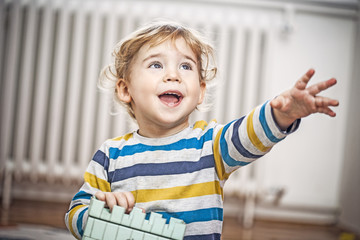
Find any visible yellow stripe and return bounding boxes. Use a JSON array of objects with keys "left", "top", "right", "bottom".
[
  {"left": 84, "top": 172, "right": 111, "bottom": 192},
  {"left": 68, "top": 204, "right": 85, "bottom": 239},
  {"left": 247, "top": 109, "right": 270, "bottom": 152},
  {"left": 193, "top": 120, "right": 208, "bottom": 130},
  {"left": 131, "top": 181, "right": 222, "bottom": 203},
  {"left": 213, "top": 128, "right": 231, "bottom": 183},
  {"left": 112, "top": 132, "right": 133, "bottom": 141}
]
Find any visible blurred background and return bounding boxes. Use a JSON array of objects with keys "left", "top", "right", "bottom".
[{"left": 0, "top": 0, "right": 359, "bottom": 239}]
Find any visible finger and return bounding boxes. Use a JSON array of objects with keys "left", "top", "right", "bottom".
[
  {"left": 327, "top": 108, "right": 336, "bottom": 117},
  {"left": 113, "top": 192, "right": 131, "bottom": 212},
  {"left": 270, "top": 96, "right": 284, "bottom": 110},
  {"left": 123, "top": 192, "right": 135, "bottom": 212},
  {"left": 295, "top": 69, "right": 315, "bottom": 90},
  {"left": 317, "top": 106, "right": 337, "bottom": 117},
  {"left": 314, "top": 96, "right": 339, "bottom": 108},
  {"left": 104, "top": 192, "right": 117, "bottom": 211},
  {"left": 95, "top": 191, "right": 105, "bottom": 201},
  {"left": 308, "top": 78, "right": 337, "bottom": 96}
]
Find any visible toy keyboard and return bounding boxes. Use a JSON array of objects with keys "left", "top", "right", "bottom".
[{"left": 82, "top": 197, "right": 186, "bottom": 240}]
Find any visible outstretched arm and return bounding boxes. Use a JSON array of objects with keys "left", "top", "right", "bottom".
[{"left": 271, "top": 69, "right": 339, "bottom": 130}]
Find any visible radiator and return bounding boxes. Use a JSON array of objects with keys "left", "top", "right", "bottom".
[{"left": 0, "top": 0, "right": 280, "bottom": 226}]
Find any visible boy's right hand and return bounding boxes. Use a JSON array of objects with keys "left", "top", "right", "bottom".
[{"left": 95, "top": 191, "right": 135, "bottom": 213}]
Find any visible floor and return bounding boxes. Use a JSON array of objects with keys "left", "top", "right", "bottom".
[
  {"left": 222, "top": 218, "right": 354, "bottom": 240},
  {"left": 0, "top": 199, "right": 358, "bottom": 240}
]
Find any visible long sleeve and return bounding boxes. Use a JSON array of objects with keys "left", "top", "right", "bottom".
[
  {"left": 65, "top": 145, "right": 112, "bottom": 239},
  {"left": 213, "top": 101, "right": 300, "bottom": 183}
]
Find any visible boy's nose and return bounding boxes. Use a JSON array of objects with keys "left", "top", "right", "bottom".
[{"left": 163, "top": 71, "right": 181, "bottom": 83}]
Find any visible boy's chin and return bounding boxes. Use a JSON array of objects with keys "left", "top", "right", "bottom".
[{"left": 155, "top": 116, "right": 190, "bottom": 131}]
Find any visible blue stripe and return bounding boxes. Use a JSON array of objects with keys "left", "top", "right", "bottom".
[
  {"left": 184, "top": 233, "right": 221, "bottom": 240},
  {"left": 147, "top": 207, "right": 223, "bottom": 224},
  {"left": 109, "top": 155, "right": 215, "bottom": 183},
  {"left": 219, "top": 120, "right": 253, "bottom": 167},
  {"left": 93, "top": 150, "right": 110, "bottom": 171},
  {"left": 231, "top": 117, "right": 263, "bottom": 159},
  {"left": 259, "top": 101, "right": 284, "bottom": 143},
  {"left": 69, "top": 203, "right": 83, "bottom": 212},
  {"left": 93, "top": 150, "right": 110, "bottom": 180},
  {"left": 77, "top": 206, "right": 88, "bottom": 237},
  {"left": 72, "top": 191, "right": 92, "bottom": 201},
  {"left": 109, "top": 129, "right": 213, "bottom": 159}
]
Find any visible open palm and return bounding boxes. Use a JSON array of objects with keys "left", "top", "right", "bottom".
[{"left": 271, "top": 69, "right": 339, "bottom": 130}]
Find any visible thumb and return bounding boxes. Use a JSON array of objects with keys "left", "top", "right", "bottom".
[{"left": 270, "top": 96, "right": 283, "bottom": 110}]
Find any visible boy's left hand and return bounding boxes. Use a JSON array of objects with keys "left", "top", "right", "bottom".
[{"left": 271, "top": 69, "right": 339, "bottom": 130}]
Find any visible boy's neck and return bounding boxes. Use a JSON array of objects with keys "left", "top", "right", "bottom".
[{"left": 137, "top": 121, "right": 190, "bottom": 138}]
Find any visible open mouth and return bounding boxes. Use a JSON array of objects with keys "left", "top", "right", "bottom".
[{"left": 158, "top": 91, "right": 183, "bottom": 107}]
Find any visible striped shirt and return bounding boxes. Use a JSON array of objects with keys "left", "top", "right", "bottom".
[{"left": 65, "top": 101, "right": 299, "bottom": 239}]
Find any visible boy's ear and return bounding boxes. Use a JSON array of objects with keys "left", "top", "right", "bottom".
[
  {"left": 198, "top": 81, "right": 206, "bottom": 105},
  {"left": 116, "top": 78, "right": 132, "bottom": 103}
]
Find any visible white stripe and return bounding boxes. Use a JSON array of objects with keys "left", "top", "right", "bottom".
[
  {"left": 80, "top": 181, "right": 107, "bottom": 196},
  {"left": 219, "top": 178, "right": 227, "bottom": 188},
  {"left": 71, "top": 197, "right": 91, "bottom": 209},
  {"left": 71, "top": 205, "right": 88, "bottom": 239},
  {"left": 223, "top": 122, "right": 259, "bottom": 163},
  {"left": 253, "top": 105, "right": 277, "bottom": 147},
  {"left": 107, "top": 147, "right": 212, "bottom": 172},
  {"left": 86, "top": 161, "right": 108, "bottom": 181},
  {"left": 264, "top": 102, "right": 289, "bottom": 139},
  {"left": 135, "top": 194, "right": 223, "bottom": 213},
  {"left": 223, "top": 163, "right": 242, "bottom": 176},
  {"left": 186, "top": 220, "right": 222, "bottom": 236},
  {"left": 81, "top": 211, "right": 89, "bottom": 235},
  {"left": 239, "top": 110, "right": 270, "bottom": 155},
  {"left": 102, "top": 137, "right": 132, "bottom": 149}
]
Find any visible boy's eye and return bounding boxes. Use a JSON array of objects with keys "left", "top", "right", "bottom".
[
  {"left": 149, "top": 62, "right": 162, "bottom": 69},
  {"left": 180, "top": 63, "right": 192, "bottom": 70}
]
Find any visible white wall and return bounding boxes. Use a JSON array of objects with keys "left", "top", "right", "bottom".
[
  {"left": 258, "top": 10, "right": 355, "bottom": 207},
  {"left": 338, "top": 3, "right": 360, "bottom": 234},
  {"left": 218, "top": 1, "right": 359, "bottom": 226}
]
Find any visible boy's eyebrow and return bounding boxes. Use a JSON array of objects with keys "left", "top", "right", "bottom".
[
  {"left": 184, "top": 55, "right": 197, "bottom": 65},
  {"left": 142, "top": 53, "right": 162, "bottom": 63},
  {"left": 143, "top": 53, "right": 197, "bottom": 65}
]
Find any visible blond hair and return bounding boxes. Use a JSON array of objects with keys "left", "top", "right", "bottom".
[{"left": 98, "top": 20, "right": 217, "bottom": 119}]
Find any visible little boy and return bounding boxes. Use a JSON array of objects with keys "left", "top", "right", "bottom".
[{"left": 65, "top": 21, "right": 339, "bottom": 239}]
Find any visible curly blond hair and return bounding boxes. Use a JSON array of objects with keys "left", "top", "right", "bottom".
[{"left": 98, "top": 20, "right": 217, "bottom": 119}]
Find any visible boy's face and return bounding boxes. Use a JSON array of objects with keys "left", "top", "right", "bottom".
[{"left": 117, "top": 37, "right": 206, "bottom": 137}]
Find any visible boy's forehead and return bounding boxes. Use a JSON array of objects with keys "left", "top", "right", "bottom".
[{"left": 138, "top": 38, "right": 197, "bottom": 61}]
